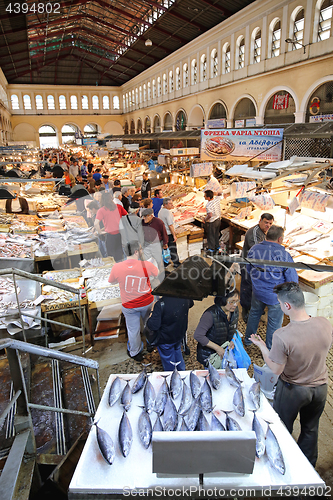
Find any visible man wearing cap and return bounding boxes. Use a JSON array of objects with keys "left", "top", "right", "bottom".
[
  {"left": 142, "top": 207, "right": 168, "bottom": 276},
  {"left": 158, "top": 198, "right": 180, "bottom": 268}
]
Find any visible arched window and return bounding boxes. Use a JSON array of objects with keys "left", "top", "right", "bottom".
[
  {"left": 157, "top": 77, "right": 162, "bottom": 97},
  {"left": 237, "top": 37, "right": 245, "bottom": 69},
  {"left": 124, "top": 121, "right": 129, "bottom": 134},
  {"left": 139, "top": 87, "right": 142, "bottom": 103},
  {"left": 92, "top": 95, "right": 99, "bottom": 109},
  {"left": 70, "top": 95, "right": 78, "bottom": 110},
  {"left": 132, "top": 90, "right": 135, "bottom": 107},
  {"left": 175, "top": 110, "right": 186, "bottom": 130},
  {"left": 209, "top": 102, "right": 227, "bottom": 121},
  {"left": 62, "top": 124, "right": 77, "bottom": 143},
  {"left": 145, "top": 117, "right": 151, "bottom": 133},
  {"left": 164, "top": 113, "right": 173, "bottom": 131},
  {"left": 292, "top": 8, "right": 305, "bottom": 49},
  {"left": 223, "top": 43, "right": 231, "bottom": 73},
  {"left": 201, "top": 54, "right": 207, "bottom": 81},
  {"left": 125, "top": 94, "right": 129, "bottom": 110},
  {"left": 59, "top": 95, "right": 66, "bottom": 110},
  {"left": 113, "top": 96, "right": 120, "bottom": 109},
  {"left": 82, "top": 95, "right": 89, "bottom": 109},
  {"left": 47, "top": 95, "right": 55, "bottom": 109},
  {"left": 318, "top": 0, "right": 332, "bottom": 40},
  {"left": 183, "top": 63, "right": 188, "bottom": 87},
  {"left": 39, "top": 125, "right": 58, "bottom": 148},
  {"left": 148, "top": 82, "right": 151, "bottom": 100},
  {"left": 35, "top": 95, "right": 43, "bottom": 110},
  {"left": 134, "top": 88, "right": 138, "bottom": 105},
  {"left": 152, "top": 80, "right": 156, "bottom": 98},
  {"left": 211, "top": 49, "right": 218, "bottom": 77},
  {"left": 11, "top": 94, "right": 19, "bottom": 110},
  {"left": 176, "top": 67, "right": 181, "bottom": 90},
  {"left": 103, "top": 96, "right": 110, "bottom": 109},
  {"left": 130, "top": 120, "right": 135, "bottom": 134},
  {"left": 137, "top": 119, "right": 143, "bottom": 134},
  {"left": 123, "top": 95, "right": 126, "bottom": 111},
  {"left": 153, "top": 115, "right": 160, "bottom": 133},
  {"left": 163, "top": 74, "right": 167, "bottom": 95},
  {"left": 84, "top": 124, "right": 98, "bottom": 137},
  {"left": 169, "top": 71, "right": 173, "bottom": 92},
  {"left": 271, "top": 19, "right": 281, "bottom": 57},
  {"left": 23, "top": 95, "right": 32, "bottom": 110},
  {"left": 253, "top": 29, "right": 261, "bottom": 63},
  {"left": 191, "top": 59, "right": 197, "bottom": 85},
  {"left": 143, "top": 84, "right": 147, "bottom": 102}
]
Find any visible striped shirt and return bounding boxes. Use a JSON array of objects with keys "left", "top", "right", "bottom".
[{"left": 205, "top": 196, "right": 221, "bottom": 222}]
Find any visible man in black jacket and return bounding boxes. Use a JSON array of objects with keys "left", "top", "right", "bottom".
[{"left": 146, "top": 296, "right": 193, "bottom": 371}]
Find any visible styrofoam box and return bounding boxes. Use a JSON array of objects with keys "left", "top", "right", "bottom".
[
  {"left": 317, "top": 295, "right": 333, "bottom": 308},
  {"left": 189, "top": 250, "right": 202, "bottom": 256},
  {"left": 300, "top": 281, "right": 333, "bottom": 298}
]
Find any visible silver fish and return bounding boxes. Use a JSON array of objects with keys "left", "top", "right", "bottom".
[
  {"left": 265, "top": 426, "right": 285, "bottom": 475},
  {"left": 211, "top": 413, "right": 226, "bottom": 431},
  {"left": 120, "top": 379, "right": 132, "bottom": 412},
  {"left": 224, "top": 411, "right": 242, "bottom": 431},
  {"left": 179, "top": 416, "right": 189, "bottom": 431},
  {"left": 170, "top": 361, "right": 183, "bottom": 399},
  {"left": 163, "top": 393, "right": 178, "bottom": 431},
  {"left": 138, "top": 408, "right": 152, "bottom": 449},
  {"left": 249, "top": 381, "right": 261, "bottom": 410},
  {"left": 196, "top": 410, "right": 210, "bottom": 431},
  {"left": 225, "top": 364, "right": 242, "bottom": 387},
  {"left": 189, "top": 371, "right": 201, "bottom": 398},
  {"left": 143, "top": 377, "right": 156, "bottom": 414},
  {"left": 233, "top": 386, "right": 245, "bottom": 417},
  {"left": 109, "top": 376, "right": 122, "bottom": 407},
  {"left": 154, "top": 376, "right": 168, "bottom": 416},
  {"left": 207, "top": 361, "right": 221, "bottom": 390},
  {"left": 252, "top": 411, "right": 265, "bottom": 458},
  {"left": 200, "top": 377, "right": 213, "bottom": 413},
  {"left": 95, "top": 423, "right": 115, "bottom": 465},
  {"left": 178, "top": 380, "right": 192, "bottom": 416},
  {"left": 185, "top": 396, "right": 201, "bottom": 431},
  {"left": 118, "top": 411, "right": 133, "bottom": 457},
  {"left": 153, "top": 416, "right": 164, "bottom": 432},
  {"left": 131, "top": 365, "right": 149, "bottom": 394}
]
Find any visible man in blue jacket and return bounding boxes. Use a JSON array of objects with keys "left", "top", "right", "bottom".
[{"left": 244, "top": 225, "right": 298, "bottom": 349}]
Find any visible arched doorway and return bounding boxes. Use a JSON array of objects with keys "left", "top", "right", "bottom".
[
  {"left": 175, "top": 110, "right": 187, "bottom": 131},
  {"left": 124, "top": 121, "right": 129, "bottom": 134},
  {"left": 137, "top": 119, "right": 143, "bottom": 134},
  {"left": 130, "top": 120, "right": 135, "bottom": 134},
  {"left": 144, "top": 117, "right": 151, "bottom": 133},
  {"left": 208, "top": 102, "right": 227, "bottom": 127},
  {"left": 163, "top": 113, "right": 173, "bottom": 131},
  {"left": 188, "top": 105, "right": 204, "bottom": 129},
  {"left": 306, "top": 81, "right": 333, "bottom": 122},
  {"left": 234, "top": 98, "right": 256, "bottom": 127},
  {"left": 265, "top": 91, "right": 295, "bottom": 124},
  {"left": 39, "top": 125, "right": 58, "bottom": 148},
  {"left": 153, "top": 115, "right": 161, "bottom": 133},
  {"left": 84, "top": 123, "right": 99, "bottom": 138},
  {"left": 61, "top": 124, "right": 79, "bottom": 144}
]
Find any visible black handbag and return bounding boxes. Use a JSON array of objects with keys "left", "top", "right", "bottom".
[{"left": 144, "top": 301, "right": 164, "bottom": 346}]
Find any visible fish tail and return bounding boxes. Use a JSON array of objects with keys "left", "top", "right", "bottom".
[{"left": 170, "top": 361, "right": 181, "bottom": 367}]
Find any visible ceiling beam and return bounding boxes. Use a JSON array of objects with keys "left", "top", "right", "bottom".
[
  {"left": 6, "top": 54, "right": 71, "bottom": 80},
  {"left": 199, "top": 0, "right": 232, "bottom": 16}
]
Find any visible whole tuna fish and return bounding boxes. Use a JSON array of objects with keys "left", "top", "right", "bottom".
[
  {"left": 233, "top": 385, "right": 245, "bottom": 417},
  {"left": 223, "top": 411, "right": 242, "bottom": 431},
  {"left": 265, "top": 426, "right": 285, "bottom": 475},
  {"left": 131, "top": 364, "right": 150, "bottom": 394},
  {"left": 170, "top": 361, "right": 183, "bottom": 399},
  {"left": 118, "top": 411, "right": 133, "bottom": 457},
  {"left": 251, "top": 411, "right": 265, "bottom": 458},
  {"left": 196, "top": 410, "right": 211, "bottom": 431},
  {"left": 108, "top": 376, "right": 122, "bottom": 407},
  {"left": 153, "top": 416, "right": 164, "bottom": 432},
  {"left": 200, "top": 377, "right": 213, "bottom": 413},
  {"left": 163, "top": 393, "right": 178, "bottom": 431},
  {"left": 249, "top": 381, "right": 261, "bottom": 410},
  {"left": 144, "top": 377, "right": 156, "bottom": 414},
  {"left": 154, "top": 376, "right": 168, "bottom": 416},
  {"left": 225, "top": 364, "right": 242, "bottom": 387},
  {"left": 207, "top": 361, "right": 221, "bottom": 390},
  {"left": 94, "top": 422, "right": 115, "bottom": 465},
  {"left": 189, "top": 371, "right": 201, "bottom": 398},
  {"left": 211, "top": 413, "right": 226, "bottom": 431},
  {"left": 179, "top": 416, "right": 189, "bottom": 431},
  {"left": 184, "top": 396, "right": 201, "bottom": 431},
  {"left": 120, "top": 379, "right": 132, "bottom": 412},
  {"left": 138, "top": 408, "right": 152, "bottom": 449},
  {"left": 178, "top": 380, "right": 192, "bottom": 416}
]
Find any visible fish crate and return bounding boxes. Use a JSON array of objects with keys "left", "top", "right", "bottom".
[
  {"left": 42, "top": 268, "right": 82, "bottom": 283},
  {"left": 67, "top": 242, "right": 99, "bottom": 257},
  {"left": 41, "top": 280, "right": 87, "bottom": 312},
  {"left": 87, "top": 285, "right": 121, "bottom": 310}
]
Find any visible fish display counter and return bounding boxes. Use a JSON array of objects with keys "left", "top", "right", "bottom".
[{"left": 69, "top": 368, "right": 325, "bottom": 499}]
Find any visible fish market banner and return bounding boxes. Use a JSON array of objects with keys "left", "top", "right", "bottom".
[{"left": 201, "top": 128, "right": 284, "bottom": 162}]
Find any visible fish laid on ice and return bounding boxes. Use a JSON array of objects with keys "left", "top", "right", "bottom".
[
  {"left": 196, "top": 410, "right": 211, "bottom": 431},
  {"left": 163, "top": 393, "right": 178, "bottom": 431},
  {"left": 233, "top": 385, "right": 245, "bottom": 417},
  {"left": 189, "top": 371, "right": 202, "bottom": 398},
  {"left": 169, "top": 361, "right": 183, "bottom": 399},
  {"left": 185, "top": 396, "right": 201, "bottom": 431},
  {"left": 223, "top": 411, "right": 242, "bottom": 431},
  {"left": 225, "top": 364, "right": 242, "bottom": 387},
  {"left": 211, "top": 413, "right": 226, "bottom": 431},
  {"left": 131, "top": 364, "right": 149, "bottom": 394},
  {"left": 179, "top": 416, "right": 189, "bottom": 431},
  {"left": 143, "top": 377, "right": 156, "bottom": 414},
  {"left": 207, "top": 361, "right": 221, "bottom": 390},
  {"left": 118, "top": 411, "right": 133, "bottom": 457},
  {"left": 120, "top": 379, "right": 132, "bottom": 412},
  {"left": 138, "top": 408, "right": 152, "bottom": 449},
  {"left": 251, "top": 411, "right": 265, "bottom": 458},
  {"left": 178, "top": 380, "right": 192, "bottom": 416},
  {"left": 153, "top": 416, "right": 164, "bottom": 432},
  {"left": 249, "top": 381, "right": 261, "bottom": 410},
  {"left": 154, "top": 376, "right": 168, "bottom": 416},
  {"left": 94, "top": 422, "right": 115, "bottom": 465},
  {"left": 109, "top": 376, "right": 122, "bottom": 407},
  {"left": 200, "top": 377, "right": 213, "bottom": 413},
  {"left": 265, "top": 426, "right": 286, "bottom": 475}
]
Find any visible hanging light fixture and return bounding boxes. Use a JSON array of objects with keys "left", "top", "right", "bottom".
[{"left": 145, "top": 39, "right": 153, "bottom": 47}]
